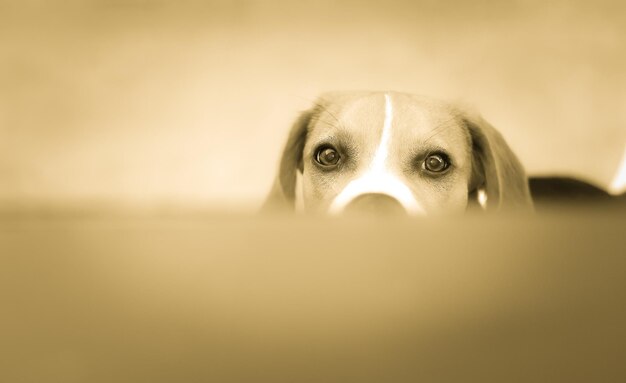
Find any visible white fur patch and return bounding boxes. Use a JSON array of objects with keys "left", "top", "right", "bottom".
[
  {"left": 370, "top": 93, "right": 394, "bottom": 172},
  {"left": 329, "top": 94, "right": 425, "bottom": 215},
  {"left": 477, "top": 189, "right": 488, "bottom": 209},
  {"left": 609, "top": 144, "right": 626, "bottom": 194}
]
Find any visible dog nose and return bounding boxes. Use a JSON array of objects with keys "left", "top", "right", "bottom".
[{"left": 342, "top": 193, "right": 407, "bottom": 216}]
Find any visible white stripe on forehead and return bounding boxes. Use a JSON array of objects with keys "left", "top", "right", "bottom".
[
  {"left": 370, "top": 93, "right": 394, "bottom": 171},
  {"left": 329, "top": 94, "right": 424, "bottom": 215}
]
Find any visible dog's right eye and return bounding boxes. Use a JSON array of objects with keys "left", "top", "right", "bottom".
[
  {"left": 421, "top": 152, "right": 451, "bottom": 174},
  {"left": 315, "top": 146, "right": 341, "bottom": 167}
]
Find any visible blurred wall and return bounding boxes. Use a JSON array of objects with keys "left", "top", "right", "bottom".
[{"left": 1, "top": 0, "right": 625, "bottom": 210}]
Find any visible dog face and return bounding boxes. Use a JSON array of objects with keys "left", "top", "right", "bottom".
[{"left": 264, "top": 92, "right": 533, "bottom": 215}]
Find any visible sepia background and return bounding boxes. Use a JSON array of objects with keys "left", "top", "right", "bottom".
[
  {"left": 1, "top": 0, "right": 625, "bottom": 211},
  {"left": 2, "top": 2, "right": 626, "bottom": 382}
]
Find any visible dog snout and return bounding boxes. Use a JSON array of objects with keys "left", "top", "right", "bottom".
[{"left": 342, "top": 193, "right": 407, "bottom": 216}]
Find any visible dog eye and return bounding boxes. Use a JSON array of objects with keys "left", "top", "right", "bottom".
[
  {"left": 423, "top": 153, "right": 449, "bottom": 173},
  {"left": 315, "top": 146, "right": 341, "bottom": 167}
]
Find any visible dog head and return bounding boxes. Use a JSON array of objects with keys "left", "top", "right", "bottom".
[{"left": 263, "top": 92, "right": 533, "bottom": 215}]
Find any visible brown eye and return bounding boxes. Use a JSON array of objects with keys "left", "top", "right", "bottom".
[
  {"left": 315, "top": 146, "right": 340, "bottom": 167},
  {"left": 424, "top": 153, "right": 449, "bottom": 173}
]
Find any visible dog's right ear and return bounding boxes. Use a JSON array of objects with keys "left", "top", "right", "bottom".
[{"left": 261, "top": 110, "right": 314, "bottom": 213}]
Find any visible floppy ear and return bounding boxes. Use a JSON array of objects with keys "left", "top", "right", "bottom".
[
  {"left": 465, "top": 114, "right": 534, "bottom": 211},
  {"left": 261, "top": 110, "right": 314, "bottom": 212}
]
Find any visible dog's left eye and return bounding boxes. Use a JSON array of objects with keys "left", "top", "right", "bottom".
[
  {"left": 423, "top": 153, "right": 450, "bottom": 173},
  {"left": 315, "top": 146, "right": 341, "bottom": 167}
]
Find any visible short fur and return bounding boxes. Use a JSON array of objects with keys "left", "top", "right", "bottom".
[{"left": 262, "top": 92, "right": 533, "bottom": 214}]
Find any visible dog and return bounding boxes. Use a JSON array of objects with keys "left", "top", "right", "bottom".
[{"left": 262, "top": 91, "right": 534, "bottom": 216}]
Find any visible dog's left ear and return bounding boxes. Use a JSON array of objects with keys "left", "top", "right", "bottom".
[
  {"left": 465, "top": 113, "right": 534, "bottom": 211},
  {"left": 261, "top": 110, "right": 314, "bottom": 212}
]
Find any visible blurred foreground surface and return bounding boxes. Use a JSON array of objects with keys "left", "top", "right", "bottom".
[{"left": 1, "top": 209, "right": 625, "bottom": 383}]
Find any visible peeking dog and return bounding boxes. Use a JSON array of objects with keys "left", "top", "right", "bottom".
[{"left": 263, "top": 91, "right": 534, "bottom": 215}]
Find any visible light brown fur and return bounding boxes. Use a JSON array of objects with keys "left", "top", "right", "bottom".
[{"left": 263, "top": 92, "right": 533, "bottom": 215}]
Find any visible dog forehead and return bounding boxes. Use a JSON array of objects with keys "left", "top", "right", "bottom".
[
  {"left": 312, "top": 92, "right": 465, "bottom": 136},
  {"left": 391, "top": 95, "right": 469, "bottom": 142},
  {"left": 313, "top": 92, "right": 385, "bottom": 131}
]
